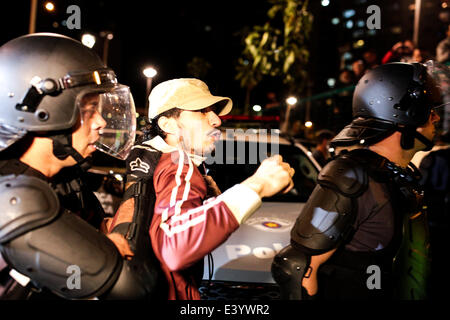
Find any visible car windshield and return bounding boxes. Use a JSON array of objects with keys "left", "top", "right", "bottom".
[{"left": 206, "top": 141, "right": 319, "bottom": 202}]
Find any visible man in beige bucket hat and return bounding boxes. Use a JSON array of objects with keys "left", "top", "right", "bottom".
[
  {"left": 147, "top": 78, "right": 233, "bottom": 157},
  {"left": 107, "top": 78, "right": 295, "bottom": 300},
  {"left": 147, "top": 78, "right": 233, "bottom": 119}
]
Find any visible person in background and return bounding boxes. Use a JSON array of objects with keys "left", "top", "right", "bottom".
[
  {"left": 417, "top": 131, "right": 450, "bottom": 299},
  {"left": 382, "top": 40, "right": 414, "bottom": 64},
  {"left": 362, "top": 49, "right": 380, "bottom": 70},
  {"left": 312, "top": 130, "right": 334, "bottom": 167},
  {"left": 352, "top": 59, "right": 366, "bottom": 81},
  {"left": 436, "top": 24, "right": 450, "bottom": 65}
]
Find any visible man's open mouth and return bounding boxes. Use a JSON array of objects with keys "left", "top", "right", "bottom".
[{"left": 208, "top": 129, "right": 222, "bottom": 141}]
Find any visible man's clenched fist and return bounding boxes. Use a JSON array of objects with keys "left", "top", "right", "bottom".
[{"left": 241, "top": 155, "right": 294, "bottom": 199}]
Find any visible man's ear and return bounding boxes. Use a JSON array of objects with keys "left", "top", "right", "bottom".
[{"left": 157, "top": 116, "right": 178, "bottom": 135}]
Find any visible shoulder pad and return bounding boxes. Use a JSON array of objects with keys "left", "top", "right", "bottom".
[
  {"left": 318, "top": 153, "right": 368, "bottom": 197},
  {"left": 0, "top": 175, "right": 60, "bottom": 243},
  {"left": 126, "top": 143, "right": 161, "bottom": 180}
]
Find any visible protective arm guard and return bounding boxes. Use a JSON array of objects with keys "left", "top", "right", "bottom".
[
  {"left": 0, "top": 175, "right": 151, "bottom": 299},
  {"left": 272, "top": 155, "right": 368, "bottom": 299},
  {"left": 271, "top": 244, "right": 311, "bottom": 300}
]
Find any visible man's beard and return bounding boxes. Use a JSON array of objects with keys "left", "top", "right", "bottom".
[{"left": 177, "top": 130, "right": 218, "bottom": 156}]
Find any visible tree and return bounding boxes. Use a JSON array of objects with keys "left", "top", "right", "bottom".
[
  {"left": 235, "top": 0, "right": 313, "bottom": 114},
  {"left": 187, "top": 56, "right": 212, "bottom": 80}
]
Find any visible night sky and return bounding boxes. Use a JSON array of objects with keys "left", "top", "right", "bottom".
[
  {"left": 1, "top": 0, "right": 275, "bottom": 113},
  {"left": 1, "top": 1, "right": 449, "bottom": 122}
]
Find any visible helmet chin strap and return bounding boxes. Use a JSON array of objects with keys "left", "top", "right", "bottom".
[
  {"left": 414, "top": 131, "right": 434, "bottom": 151},
  {"left": 399, "top": 126, "right": 434, "bottom": 151},
  {"left": 51, "top": 133, "right": 91, "bottom": 171}
]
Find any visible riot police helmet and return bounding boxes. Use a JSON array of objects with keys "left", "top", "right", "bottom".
[
  {"left": 332, "top": 61, "right": 448, "bottom": 150},
  {"left": 0, "top": 33, "right": 136, "bottom": 160}
]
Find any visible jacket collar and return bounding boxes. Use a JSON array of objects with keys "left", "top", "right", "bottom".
[{"left": 143, "top": 136, "right": 206, "bottom": 166}]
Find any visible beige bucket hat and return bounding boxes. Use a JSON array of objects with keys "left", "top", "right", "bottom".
[{"left": 148, "top": 78, "right": 233, "bottom": 119}]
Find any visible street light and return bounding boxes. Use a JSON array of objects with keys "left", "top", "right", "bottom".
[
  {"left": 81, "top": 33, "right": 96, "bottom": 48},
  {"left": 252, "top": 105, "right": 262, "bottom": 112},
  {"left": 100, "top": 31, "right": 114, "bottom": 64},
  {"left": 143, "top": 67, "right": 157, "bottom": 78},
  {"left": 143, "top": 66, "right": 157, "bottom": 111},
  {"left": 286, "top": 96, "right": 298, "bottom": 105},
  {"left": 44, "top": 2, "right": 55, "bottom": 12},
  {"left": 281, "top": 96, "right": 298, "bottom": 133}
]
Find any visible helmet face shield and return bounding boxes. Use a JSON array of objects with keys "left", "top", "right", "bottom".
[
  {"left": 0, "top": 123, "right": 27, "bottom": 152},
  {"left": 423, "top": 60, "right": 450, "bottom": 111},
  {"left": 77, "top": 84, "right": 136, "bottom": 160}
]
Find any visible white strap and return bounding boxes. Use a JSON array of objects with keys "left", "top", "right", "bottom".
[{"left": 9, "top": 269, "right": 31, "bottom": 287}]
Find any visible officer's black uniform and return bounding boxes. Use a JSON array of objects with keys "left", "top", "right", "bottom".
[
  {"left": 0, "top": 33, "right": 160, "bottom": 300},
  {"left": 310, "top": 149, "right": 426, "bottom": 299},
  {"left": 0, "top": 158, "right": 105, "bottom": 299},
  {"left": 272, "top": 62, "right": 446, "bottom": 300}
]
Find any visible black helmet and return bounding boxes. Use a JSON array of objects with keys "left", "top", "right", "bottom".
[
  {"left": 332, "top": 62, "right": 445, "bottom": 150},
  {"left": 0, "top": 33, "right": 136, "bottom": 160}
]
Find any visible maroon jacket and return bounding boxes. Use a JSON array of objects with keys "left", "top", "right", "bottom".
[{"left": 144, "top": 137, "right": 261, "bottom": 300}]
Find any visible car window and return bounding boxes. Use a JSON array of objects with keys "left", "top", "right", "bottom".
[{"left": 206, "top": 141, "right": 319, "bottom": 202}]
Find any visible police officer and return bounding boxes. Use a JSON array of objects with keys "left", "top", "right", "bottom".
[
  {"left": 272, "top": 62, "right": 445, "bottom": 300},
  {"left": 0, "top": 33, "right": 154, "bottom": 299}
]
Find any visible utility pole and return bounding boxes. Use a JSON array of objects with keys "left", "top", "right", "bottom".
[
  {"left": 413, "top": 0, "right": 422, "bottom": 47},
  {"left": 29, "top": 0, "right": 37, "bottom": 34}
]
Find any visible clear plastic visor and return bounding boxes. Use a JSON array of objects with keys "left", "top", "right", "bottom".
[
  {"left": 0, "top": 124, "right": 27, "bottom": 152},
  {"left": 424, "top": 60, "right": 450, "bottom": 110},
  {"left": 77, "top": 84, "right": 136, "bottom": 160}
]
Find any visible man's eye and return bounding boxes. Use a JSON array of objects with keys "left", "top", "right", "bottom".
[
  {"left": 81, "top": 106, "right": 97, "bottom": 117},
  {"left": 81, "top": 104, "right": 97, "bottom": 112},
  {"left": 202, "top": 106, "right": 214, "bottom": 113},
  {"left": 87, "top": 102, "right": 99, "bottom": 108}
]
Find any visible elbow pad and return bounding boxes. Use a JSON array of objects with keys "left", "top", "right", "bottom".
[
  {"left": 271, "top": 244, "right": 311, "bottom": 300},
  {"left": 0, "top": 175, "right": 122, "bottom": 299},
  {"left": 290, "top": 155, "right": 368, "bottom": 254}
]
